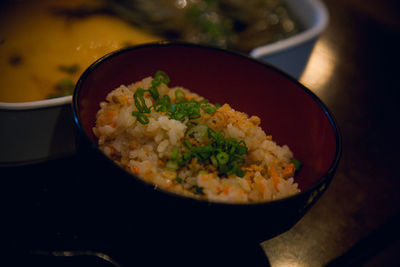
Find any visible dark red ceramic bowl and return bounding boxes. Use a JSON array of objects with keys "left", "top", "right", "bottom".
[{"left": 72, "top": 42, "right": 341, "bottom": 250}]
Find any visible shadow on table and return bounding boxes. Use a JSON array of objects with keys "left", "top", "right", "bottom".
[
  {"left": 9, "top": 244, "right": 271, "bottom": 267},
  {"left": 324, "top": 212, "right": 400, "bottom": 267}
]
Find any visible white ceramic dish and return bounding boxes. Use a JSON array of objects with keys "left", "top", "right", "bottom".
[
  {"left": 0, "top": 0, "right": 328, "bottom": 165},
  {"left": 0, "top": 96, "right": 76, "bottom": 165},
  {"left": 250, "top": 0, "right": 329, "bottom": 78}
]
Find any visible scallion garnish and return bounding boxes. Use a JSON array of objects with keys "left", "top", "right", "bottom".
[
  {"left": 58, "top": 64, "right": 79, "bottom": 74},
  {"left": 202, "top": 105, "right": 217, "bottom": 114},
  {"left": 216, "top": 152, "right": 229, "bottom": 165},
  {"left": 171, "top": 147, "right": 179, "bottom": 160},
  {"left": 170, "top": 125, "right": 248, "bottom": 177},
  {"left": 175, "top": 89, "right": 186, "bottom": 103},
  {"left": 194, "top": 185, "right": 204, "bottom": 195},
  {"left": 130, "top": 71, "right": 247, "bottom": 178},
  {"left": 134, "top": 88, "right": 151, "bottom": 113},
  {"left": 291, "top": 158, "right": 302, "bottom": 172},
  {"left": 132, "top": 111, "right": 150, "bottom": 124},
  {"left": 131, "top": 71, "right": 219, "bottom": 125},
  {"left": 186, "top": 124, "right": 208, "bottom": 140},
  {"left": 166, "top": 160, "right": 179, "bottom": 171},
  {"left": 152, "top": 70, "right": 170, "bottom": 86},
  {"left": 154, "top": 95, "right": 171, "bottom": 112},
  {"left": 148, "top": 86, "right": 159, "bottom": 100}
]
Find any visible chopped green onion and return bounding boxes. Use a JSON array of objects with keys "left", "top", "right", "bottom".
[
  {"left": 235, "top": 168, "right": 245, "bottom": 177},
  {"left": 201, "top": 104, "right": 217, "bottom": 114},
  {"left": 152, "top": 70, "right": 170, "bottom": 86},
  {"left": 168, "top": 99, "right": 203, "bottom": 122},
  {"left": 205, "top": 106, "right": 217, "bottom": 114},
  {"left": 166, "top": 160, "right": 179, "bottom": 171},
  {"left": 175, "top": 112, "right": 186, "bottom": 121},
  {"left": 236, "top": 143, "right": 248, "bottom": 154},
  {"left": 291, "top": 158, "right": 302, "bottom": 172},
  {"left": 189, "top": 113, "right": 201, "bottom": 120},
  {"left": 194, "top": 185, "right": 204, "bottom": 194},
  {"left": 210, "top": 155, "right": 218, "bottom": 167},
  {"left": 9, "top": 54, "right": 22, "bottom": 66},
  {"left": 149, "top": 70, "right": 170, "bottom": 100},
  {"left": 175, "top": 89, "right": 186, "bottom": 103},
  {"left": 148, "top": 86, "right": 159, "bottom": 100},
  {"left": 181, "top": 126, "right": 248, "bottom": 177},
  {"left": 154, "top": 95, "right": 171, "bottom": 112},
  {"left": 128, "top": 71, "right": 250, "bottom": 178},
  {"left": 56, "top": 78, "right": 74, "bottom": 91},
  {"left": 134, "top": 88, "right": 151, "bottom": 113},
  {"left": 182, "top": 152, "right": 192, "bottom": 161},
  {"left": 186, "top": 124, "right": 208, "bottom": 140},
  {"left": 171, "top": 147, "right": 179, "bottom": 160},
  {"left": 132, "top": 111, "right": 149, "bottom": 124},
  {"left": 216, "top": 152, "right": 229, "bottom": 165},
  {"left": 50, "top": 78, "right": 75, "bottom": 98},
  {"left": 218, "top": 164, "right": 229, "bottom": 174},
  {"left": 58, "top": 64, "right": 79, "bottom": 74},
  {"left": 175, "top": 177, "right": 183, "bottom": 184}
]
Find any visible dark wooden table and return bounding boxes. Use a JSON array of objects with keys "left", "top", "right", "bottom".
[
  {"left": 262, "top": 0, "right": 400, "bottom": 266},
  {"left": 2, "top": 0, "right": 400, "bottom": 266}
]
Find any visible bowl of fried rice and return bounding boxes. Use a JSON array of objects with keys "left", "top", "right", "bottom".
[{"left": 72, "top": 42, "right": 341, "bottom": 262}]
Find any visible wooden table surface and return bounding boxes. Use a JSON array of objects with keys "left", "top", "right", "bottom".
[
  {"left": 2, "top": 0, "right": 400, "bottom": 266},
  {"left": 263, "top": 0, "right": 400, "bottom": 266}
]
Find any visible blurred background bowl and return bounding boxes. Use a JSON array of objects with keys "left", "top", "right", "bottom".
[
  {"left": 0, "top": 96, "right": 75, "bottom": 165},
  {"left": 250, "top": 0, "right": 329, "bottom": 78},
  {"left": 72, "top": 43, "right": 341, "bottom": 251},
  {"left": 0, "top": 0, "right": 327, "bottom": 166}
]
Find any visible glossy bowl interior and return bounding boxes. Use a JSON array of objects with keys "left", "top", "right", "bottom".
[{"left": 73, "top": 42, "right": 341, "bottom": 243}]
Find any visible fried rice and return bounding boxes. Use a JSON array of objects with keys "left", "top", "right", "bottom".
[{"left": 93, "top": 72, "right": 300, "bottom": 203}]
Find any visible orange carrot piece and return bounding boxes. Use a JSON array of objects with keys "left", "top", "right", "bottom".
[
  {"left": 97, "top": 116, "right": 105, "bottom": 124},
  {"left": 283, "top": 163, "right": 295, "bottom": 178},
  {"left": 223, "top": 185, "right": 230, "bottom": 194},
  {"left": 107, "top": 144, "right": 115, "bottom": 154},
  {"left": 269, "top": 165, "right": 280, "bottom": 191},
  {"left": 123, "top": 95, "right": 130, "bottom": 105},
  {"left": 106, "top": 110, "right": 115, "bottom": 120},
  {"left": 131, "top": 165, "right": 139, "bottom": 174},
  {"left": 109, "top": 121, "right": 117, "bottom": 128},
  {"left": 258, "top": 182, "right": 266, "bottom": 191},
  {"left": 129, "top": 140, "right": 139, "bottom": 149}
]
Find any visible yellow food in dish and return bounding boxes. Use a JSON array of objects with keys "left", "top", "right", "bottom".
[{"left": 0, "top": 0, "right": 160, "bottom": 102}]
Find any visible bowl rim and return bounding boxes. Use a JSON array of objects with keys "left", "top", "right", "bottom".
[
  {"left": 250, "top": 0, "right": 329, "bottom": 58},
  {"left": 0, "top": 95, "right": 71, "bottom": 110},
  {"left": 0, "top": 0, "right": 328, "bottom": 110},
  {"left": 72, "top": 42, "right": 341, "bottom": 207}
]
